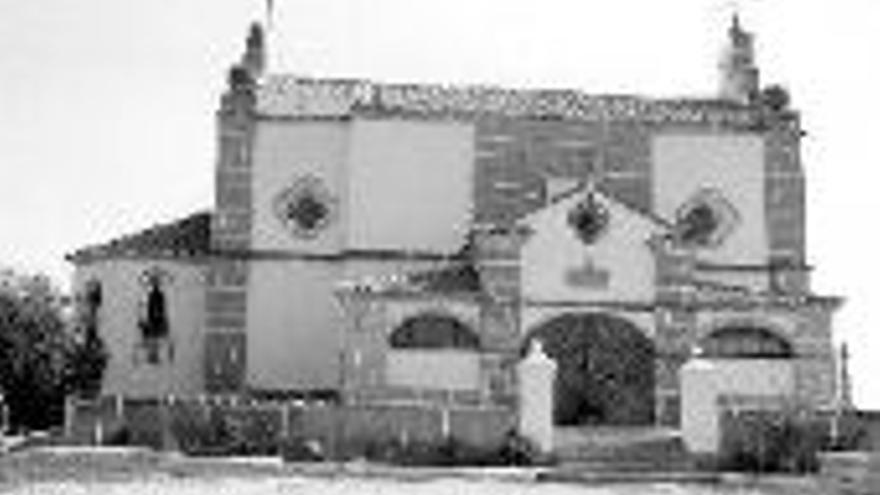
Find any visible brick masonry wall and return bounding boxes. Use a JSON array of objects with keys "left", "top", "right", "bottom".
[
  {"left": 341, "top": 294, "right": 517, "bottom": 408},
  {"left": 473, "top": 118, "right": 652, "bottom": 225},
  {"left": 764, "top": 113, "right": 806, "bottom": 268},
  {"left": 204, "top": 84, "right": 255, "bottom": 393},
  {"left": 791, "top": 306, "right": 837, "bottom": 406}
]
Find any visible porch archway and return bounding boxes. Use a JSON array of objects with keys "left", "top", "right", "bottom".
[{"left": 525, "top": 312, "right": 655, "bottom": 426}]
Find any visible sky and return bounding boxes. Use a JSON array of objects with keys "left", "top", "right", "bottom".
[{"left": 1, "top": 0, "right": 878, "bottom": 407}]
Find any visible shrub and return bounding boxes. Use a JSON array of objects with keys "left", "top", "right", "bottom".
[
  {"left": 168, "top": 405, "right": 285, "bottom": 456},
  {"left": 103, "top": 425, "right": 131, "bottom": 446},
  {"left": 169, "top": 407, "right": 232, "bottom": 456},
  {"left": 719, "top": 409, "right": 829, "bottom": 473},
  {"left": 497, "top": 430, "right": 544, "bottom": 466},
  {"left": 354, "top": 430, "right": 542, "bottom": 467},
  {"left": 825, "top": 412, "right": 870, "bottom": 452},
  {"left": 280, "top": 437, "right": 325, "bottom": 462},
  {"left": 223, "top": 409, "right": 281, "bottom": 456}
]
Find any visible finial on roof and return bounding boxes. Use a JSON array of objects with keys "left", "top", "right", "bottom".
[
  {"left": 718, "top": 11, "right": 760, "bottom": 104},
  {"left": 241, "top": 22, "right": 266, "bottom": 78}
]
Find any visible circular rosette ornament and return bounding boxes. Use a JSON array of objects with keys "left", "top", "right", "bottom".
[
  {"left": 567, "top": 195, "right": 610, "bottom": 245},
  {"left": 674, "top": 188, "right": 739, "bottom": 248},
  {"left": 274, "top": 176, "right": 336, "bottom": 239}
]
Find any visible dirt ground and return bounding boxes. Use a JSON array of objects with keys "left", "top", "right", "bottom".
[{"left": 0, "top": 447, "right": 827, "bottom": 495}]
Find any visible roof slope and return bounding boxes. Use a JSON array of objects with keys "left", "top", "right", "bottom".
[
  {"left": 256, "top": 75, "right": 756, "bottom": 124},
  {"left": 519, "top": 181, "right": 674, "bottom": 231},
  {"left": 339, "top": 262, "right": 483, "bottom": 296},
  {"left": 67, "top": 211, "right": 211, "bottom": 264}
]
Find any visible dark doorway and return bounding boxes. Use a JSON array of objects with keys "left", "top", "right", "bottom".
[{"left": 525, "top": 313, "right": 656, "bottom": 426}]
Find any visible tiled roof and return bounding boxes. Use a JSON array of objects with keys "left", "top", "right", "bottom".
[
  {"left": 339, "top": 262, "right": 482, "bottom": 296},
  {"left": 256, "top": 75, "right": 756, "bottom": 124},
  {"left": 406, "top": 263, "right": 482, "bottom": 294},
  {"left": 67, "top": 211, "right": 212, "bottom": 263}
]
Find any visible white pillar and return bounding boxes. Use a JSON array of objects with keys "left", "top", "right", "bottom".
[
  {"left": 680, "top": 358, "right": 719, "bottom": 454},
  {"left": 517, "top": 339, "right": 556, "bottom": 453}
]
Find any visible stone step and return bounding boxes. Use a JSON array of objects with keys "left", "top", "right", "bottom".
[
  {"left": 557, "top": 456, "right": 695, "bottom": 473},
  {"left": 557, "top": 437, "right": 687, "bottom": 460},
  {"left": 537, "top": 468, "right": 720, "bottom": 484},
  {"left": 553, "top": 428, "right": 695, "bottom": 474}
]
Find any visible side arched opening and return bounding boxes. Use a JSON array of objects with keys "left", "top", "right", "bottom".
[
  {"left": 699, "top": 325, "right": 794, "bottom": 359},
  {"left": 386, "top": 313, "right": 481, "bottom": 391}
]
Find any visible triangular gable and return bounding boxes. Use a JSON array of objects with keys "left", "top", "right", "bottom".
[
  {"left": 518, "top": 184, "right": 669, "bottom": 304},
  {"left": 518, "top": 180, "right": 672, "bottom": 233}
]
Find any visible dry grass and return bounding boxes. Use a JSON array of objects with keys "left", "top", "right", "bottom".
[{"left": 0, "top": 447, "right": 826, "bottom": 495}]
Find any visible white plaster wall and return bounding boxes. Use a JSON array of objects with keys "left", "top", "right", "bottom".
[
  {"left": 681, "top": 358, "right": 795, "bottom": 453},
  {"left": 246, "top": 258, "right": 437, "bottom": 391},
  {"left": 652, "top": 134, "right": 767, "bottom": 265},
  {"left": 346, "top": 119, "right": 474, "bottom": 253},
  {"left": 72, "top": 259, "right": 206, "bottom": 398},
  {"left": 251, "top": 121, "right": 349, "bottom": 254},
  {"left": 386, "top": 351, "right": 480, "bottom": 390},
  {"left": 246, "top": 260, "right": 344, "bottom": 390},
  {"left": 521, "top": 191, "right": 658, "bottom": 304}
]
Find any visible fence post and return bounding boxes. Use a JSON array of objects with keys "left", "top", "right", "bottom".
[
  {"left": 63, "top": 395, "right": 74, "bottom": 439},
  {"left": 280, "top": 402, "right": 289, "bottom": 446},
  {"left": 94, "top": 415, "right": 104, "bottom": 446},
  {"left": 440, "top": 405, "right": 451, "bottom": 439}
]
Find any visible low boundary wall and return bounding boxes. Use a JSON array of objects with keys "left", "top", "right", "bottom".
[{"left": 65, "top": 395, "right": 515, "bottom": 458}]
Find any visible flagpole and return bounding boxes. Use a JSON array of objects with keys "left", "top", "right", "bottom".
[
  {"left": 265, "top": 0, "right": 275, "bottom": 71},
  {"left": 265, "top": 0, "right": 274, "bottom": 33}
]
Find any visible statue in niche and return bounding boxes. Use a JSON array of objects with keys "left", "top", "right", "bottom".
[{"left": 138, "top": 269, "right": 172, "bottom": 364}]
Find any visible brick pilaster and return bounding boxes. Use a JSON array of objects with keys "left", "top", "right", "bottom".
[
  {"left": 204, "top": 67, "right": 256, "bottom": 393},
  {"left": 764, "top": 113, "right": 806, "bottom": 270}
]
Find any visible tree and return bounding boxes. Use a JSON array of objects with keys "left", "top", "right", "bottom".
[
  {"left": 0, "top": 269, "right": 107, "bottom": 431},
  {"left": 0, "top": 270, "right": 70, "bottom": 430},
  {"left": 63, "top": 279, "right": 108, "bottom": 399}
]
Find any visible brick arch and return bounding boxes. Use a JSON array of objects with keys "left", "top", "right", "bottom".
[
  {"left": 524, "top": 312, "right": 655, "bottom": 426},
  {"left": 526, "top": 310, "right": 653, "bottom": 343},
  {"left": 698, "top": 321, "right": 795, "bottom": 359},
  {"left": 389, "top": 312, "right": 480, "bottom": 350}
]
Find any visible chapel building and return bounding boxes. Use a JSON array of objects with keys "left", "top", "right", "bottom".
[{"left": 68, "top": 17, "right": 842, "bottom": 428}]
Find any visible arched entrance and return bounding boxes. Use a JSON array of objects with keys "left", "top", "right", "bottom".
[{"left": 525, "top": 313, "right": 656, "bottom": 426}]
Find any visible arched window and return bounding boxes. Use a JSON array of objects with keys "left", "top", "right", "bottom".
[
  {"left": 389, "top": 314, "right": 480, "bottom": 350},
  {"left": 385, "top": 313, "right": 481, "bottom": 391},
  {"left": 699, "top": 326, "right": 794, "bottom": 359}
]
